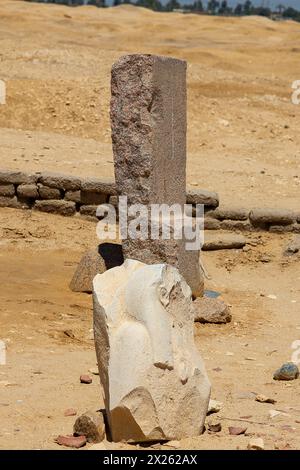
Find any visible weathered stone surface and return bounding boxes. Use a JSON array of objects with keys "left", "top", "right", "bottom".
[
  {"left": 79, "top": 205, "right": 98, "bottom": 218},
  {"left": 284, "top": 236, "right": 300, "bottom": 256},
  {"left": 81, "top": 177, "right": 117, "bottom": 195},
  {"left": 0, "top": 196, "right": 30, "bottom": 209},
  {"left": 64, "top": 190, "right": 81, "bottom": 203},
  {"left": 273, "top": 362, "right": 299, "bottom": 381},
  {"left": 202, "top": 233, "right": 246, "bottom": 251},
  {"left": 38, "top": 184, "right": 61, "bottom": 200},
  {"left": 193, "top": 297, "right": 232, "bottom": 324},
  {"left": 204, "top": 217, "right": 221, "bottom": 230},
  {"left": 70, "top": 248, "right": 106, "bottom": 293},
  {"left": 34, "top": 200, "right": 76, "bottom": 216},
  {"left": 220, "top": 220, "right": 253, "bottom": 231},
  {"left": 249, "top": 209, "right": 295, "bottom": 227},
  {"left": 207, "top": 207, "right": 249, "bottom": 221},
  {"left": 70, "top": 244, "right": 124, "bottom": 293},
  {"left": 111, "top": 54, "right": 203, "bottom": 297},
  {"left": 247, "top": 438, "right": 264, "bottom": 450},
  {"left": 38, "top": 172, "right": 81, "bottom": 190},
  {"left": 269, "top": 224, "right": 300, "bottom": 234},
  {"left": 80, "top": 191, "right": 107, "bottom": 205},
  {"left": 0, "top": 170, "right": 37, "bottom": 184},
  {"left": 108, "top": 195, "right": 118, "bottom": 208},
  {"left": 74, "top": 410, "right": 106, "bottom": 443},
  {"left": 55, "top": 435, "right": 86, "bottom": 448},
  {"left": 186, "top": 189, "right": 219, "bottom": 208},
  {"left": 17, "top": 184, "right": 38, "bottom": 199},
  {"left": 0, "top": 184, "right": 15, "bottom": 197},
  {"left": 93, "top": 260, "right": 211, "bottom": 442}
]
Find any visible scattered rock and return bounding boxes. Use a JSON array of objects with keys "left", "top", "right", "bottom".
[
  {"left": 74, "top": 410, "right": 106, "bottom": 443},
  {"left": 55, "top": 435, "right": 86, "bottom": 448},
  {"left": 207, "top": 399, "right": 222, "bottom": 415},
  {"left": 273, "top": 362, "right": 299, "bottom": 381},
  {"left": 229, "top": 426, "right": 247, "bottom": 436},
  {"left": 208, "top": 421, "right": 222, "bottom": 433},
  {"left": 193, "top": 296, "right": 232, "bottom": 324},
  {"left": 64, "top": 408, "right": 77, "bottom": 417},
  {"left": 255, "top": 394, "right": 276, "bottom": 404},
  {"left": 284, "top": 236, "right": 300, "bottom": 256},
  {"left": 80, "top": 375, "right": 92, "bottom": 384},
  {"left": 247, "top": 437, "right": 264, "bottom": 450},
  {"left": 202, "top": 233, "right": 246, "bottom": 251}
]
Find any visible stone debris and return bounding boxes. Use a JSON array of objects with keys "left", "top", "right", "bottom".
[
  {"left": 55, "top": 434, "right": 86, "bottom": 448},
  {"left": 208, "top": 421, "right": 222, "bottom": 433},
  {"left": 207, "top": 399, "right": 223, "bottom": 415},
  {"left": 255, "top": 394, "right": 276, "bottom": 404},
  {"left": 228, "top": 426, "right": 247, "bottom": 436},
  {"left": 80, "top": 375, "right": 92, "bottom": 384},
  {"left": 247, "top": 437, "right": 264, "bottom": 450},
  {"left": 202, "top": 233, "right": 246, "bottom": 251},
  {"left": 273, "top": 362, "right": 299, "bottom": 381},
  {"left": 93, "top": 259, "right": 211, "bottom": 442},
  {"left": 74, "top": 410, "right": 106, "bottom": 443},
  {"left": 193, "top": 297, "right": 231, "bottom": 324},
  {"left": 284, "top": 236, "right": 300, "bottom": 256},
  {"left": 249, "top": 209, "right": 295, "bottom": 227}
]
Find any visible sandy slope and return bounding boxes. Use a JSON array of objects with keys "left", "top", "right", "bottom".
[{"left": 0, "top": 1, "right": 300, "bottom": 208}]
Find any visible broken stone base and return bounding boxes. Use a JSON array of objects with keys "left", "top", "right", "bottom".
[
  {"left": 70, "top": 243, "right": 124, "bottom": 293},
  {"left": 93, "top": 259, "right": 211, "bottom": 442}
]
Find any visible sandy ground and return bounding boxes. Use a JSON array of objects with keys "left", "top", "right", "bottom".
[
  {"left": 0, "top": 207, "right": 300, "bottom": 450},
  {"left": 0, "top": 1, "right": 300, "bottom": 208}
]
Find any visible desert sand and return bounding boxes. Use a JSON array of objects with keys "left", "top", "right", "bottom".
[
  {"left": 0, "top": 1, "right": 300, "bottom": 208},
  {"left": 0, "top": 0, "right": 300, "bottom": 450}
]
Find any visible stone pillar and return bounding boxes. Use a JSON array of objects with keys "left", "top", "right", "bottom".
[{"left": 111, "top": 54, "right": 203, "bottom": 297}]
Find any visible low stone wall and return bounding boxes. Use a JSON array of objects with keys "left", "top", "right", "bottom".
[
  {"left": 205, "top": 207, "right": 300, "bottom": 233},
  {"left": 0, "top": 169, "right": 299, "bottom": 233}
]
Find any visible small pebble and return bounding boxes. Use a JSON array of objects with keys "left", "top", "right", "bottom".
[
  {"left": 255, "top": 394, "right": 276, "bottom": 404},
  {"left": 207, "top": 399, "right": 223, "bottom": 415},
  {"left": 80, "top": 375, "right": 92, "bottom": 384},
  {"left": 229, "top": 426, "right": 247, "bottom": 435},
  {"left": 273, "top": 362, "right": 299, "bottom": 381},
  {"left": 208, "top": 422, "right": 222, "bottom": 433},
  {"left": 55, "top": 435, "right": 86, "bottom": 448}
]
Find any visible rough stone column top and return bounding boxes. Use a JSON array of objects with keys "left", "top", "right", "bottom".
[{"left": 111, "top": 54, "right": 187, "bottom": 206}]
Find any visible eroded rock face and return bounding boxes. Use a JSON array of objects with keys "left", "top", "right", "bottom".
[{"left": 93, "top": 259, "right": 211, "bottom": 443}]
